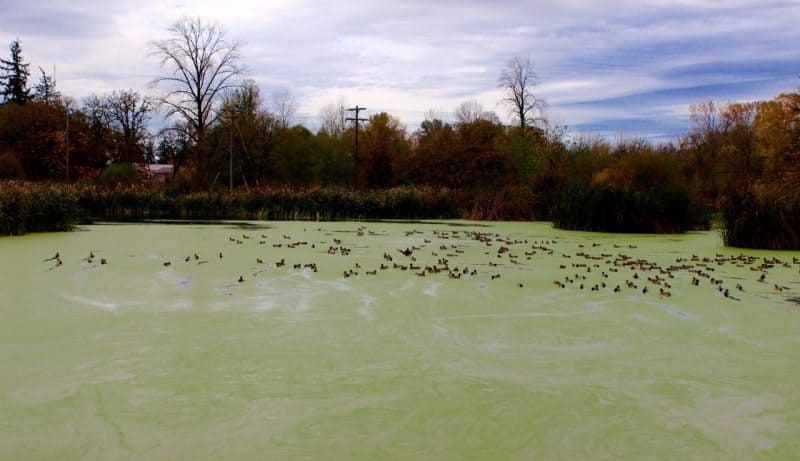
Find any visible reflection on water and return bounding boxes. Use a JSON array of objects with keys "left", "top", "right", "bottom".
[{"left": 1, "top": 221, "right": 799, "bottom": 460}]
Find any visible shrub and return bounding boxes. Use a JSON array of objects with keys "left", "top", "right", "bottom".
[{"left": 97, "top": 163, "right": 141, "bottom": 187}]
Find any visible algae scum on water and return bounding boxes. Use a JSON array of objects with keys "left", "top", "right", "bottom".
[{"left": 1, "top": 221, "right": 800, "bottom": 460}]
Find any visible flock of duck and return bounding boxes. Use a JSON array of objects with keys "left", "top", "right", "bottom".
[{"left": 42, "top": 224, "right": 799, "bottom": 304}]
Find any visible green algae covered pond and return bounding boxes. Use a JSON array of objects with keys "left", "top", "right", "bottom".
[{"left": 1, "top": 220, "right": 799, "bottom": 460}]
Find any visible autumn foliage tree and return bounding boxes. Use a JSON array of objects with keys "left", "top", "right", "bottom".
[
  {"left": 410, "top": 117, "right": 457, "bottom": 186},
  {"left": 0, "top": 101, "right": 67, "bottom": 178},
  {"left": 361, "top": 112, "right": 408, "bottom": 188},
  {"left": 753, "top": 93, "right": 800, "bottom": 189}
]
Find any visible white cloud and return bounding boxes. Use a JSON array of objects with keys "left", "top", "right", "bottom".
[{"left": 2, "top": 0, "right": 798, "bottom": 138}]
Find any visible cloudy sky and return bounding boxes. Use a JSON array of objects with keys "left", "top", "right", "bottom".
[{"left": 2, "top": 0, "right": 799, "bottom": 140}]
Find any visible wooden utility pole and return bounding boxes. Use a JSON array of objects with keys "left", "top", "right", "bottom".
[
  {"left": 229, "top": 108, "right": 238, "bottom": 193},
  {"left": 229, "top": 121, "right": 233, "bottom": 192},
  {"left": 65, "top": 110, "right": 70, "bottom": 182},
  {"left": 346, "top": 105, "right": 368, "bottom": 186}
]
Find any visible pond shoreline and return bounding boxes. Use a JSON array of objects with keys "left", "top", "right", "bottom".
[{"left": 5, "top": 180, "right": 800, "bottom": 250}]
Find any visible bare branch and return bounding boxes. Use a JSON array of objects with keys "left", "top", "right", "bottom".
[
  {"left": 148, "top": 16, "right": 244, "bottom": 151},
  {"left": 498, "top": 55, "right": 546, "bottom": 131},
  {"left": 272, "top": 87, "right": 297, "bottom": 128},
  {"left": 319, "top": 97, "right": 348, "bottom": 137},
  {"left": 454, "top": 100, "right": 489, "bottom": 125}
]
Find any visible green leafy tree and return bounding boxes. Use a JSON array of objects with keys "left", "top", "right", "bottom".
[
  {"left": 314, "top": 129, "right": 354, "bottom": 186},
  {"left": 272, "top": 125, "right": 321, "bottom": 185},
  {"left": 200, "top": 80, "right": 284, "bottom": 188},
  {"left": 0, "top": 39, "right": 31, "bottom": 104},
  {"left": 456, "top": 118, "right": 505, "bottom": 155},
  {"left": 361, "top": 112, "right": 408, "bottom": 188},
  {"left": 410, "top": 117, "right": 457, "bottom": 186}
]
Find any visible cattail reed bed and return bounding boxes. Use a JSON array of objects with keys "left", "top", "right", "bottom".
[
  {"left": 1, "top": 181, "right": 543, "bottom": 235},
  {"left": 721, "top": 191, "right": 800, "bottom": 250},
  {"left": 0, "top": 181, "right": 79, "bottom": 235},
  {"left": 77, "top": 185, "right": 466, "bottom": 221},
  {"left": 5, "top": 180, "right": 800, "bottom": 250},
  {"left": 550, "top": 183, "right": 709, "bottom": 234}
]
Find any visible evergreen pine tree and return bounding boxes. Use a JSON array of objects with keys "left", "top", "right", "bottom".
[
  {"left": 0, "top": 39, "right": 32, "bottom": 104},
  {"left": 33, "top": 66, "right": 60, "bottom": 104}
]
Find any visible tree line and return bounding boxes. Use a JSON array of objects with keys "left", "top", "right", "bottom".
[
  {"left": 0, "top": 18, "right": 550, "bottom": 188},
  {"left": 1, "top": 18, "right": 799, "bottom": 246}
]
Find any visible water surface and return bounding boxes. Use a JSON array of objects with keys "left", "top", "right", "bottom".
[{"left": 1, "top": 221, "right": 799, "bottom": 460}]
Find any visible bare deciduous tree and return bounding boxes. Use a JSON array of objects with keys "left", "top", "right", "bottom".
[
  {"left": 498, "top": 55, "right": 545, "bottom": 131},
  {"left": 81, "top": 94, "right": 107, "bottom": 130},
  {"left": 423, "top": 108, "right": 449, "bottom": 124},
  {"left": 149, "top": 16, "right": 244, "bottom": 152},
  {"left": 689, "top": 100, "right": 719, "bottom": 143},
  {"left": 272, "top": 87, "right": 297, "bottom": 128},
  {"left": 319, "top": 97, "right": 348, "bottom": 137},
  {"left": 453, "top": 100, "right": 486, "bottom": 125},
  {"left": 453, "top": 100, "right": 501, "bottom": 126},
  {"left": 82, "top": 90, "right": 152, "bottom": 163},
  {"left": 104, "top": 90, "right": 153, "bottom": 162}
]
